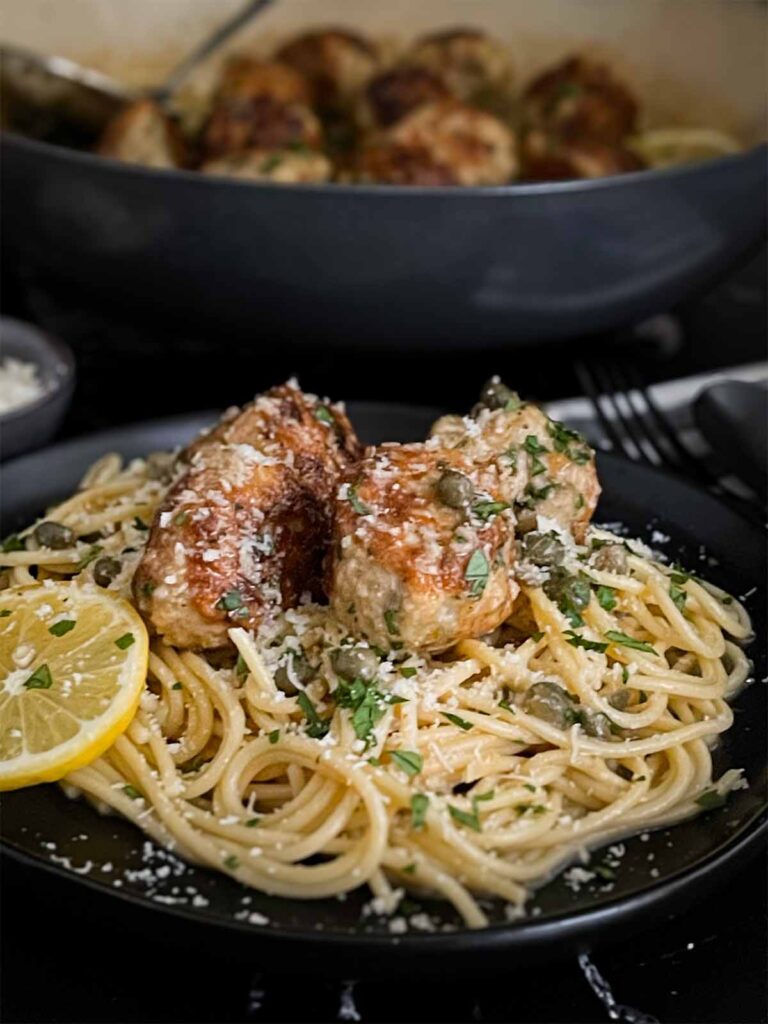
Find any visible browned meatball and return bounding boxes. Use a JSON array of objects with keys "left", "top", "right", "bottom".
[
  {"left": 201, "top": 147, "right": 333, "bottom": 183},
  {"left": 357, "top": 66, "right": 452, "bottom": 130},
  {"left": 202, "top": 94, "right": 322, "bottom": 159},
  {"left": 431, "top": 386, "right": 600, "bottom": 543},
  {"left": 328, "top": 443, "right": 518, "bottom": 653},
  {"left": 214, "top": 58, "right": 312, "bottom": 107},
  {"left": 521, "top": 129, "right": 644, "bottom": 180},
  {"left": 407, "top": 27, "right": 514, "bottom": 107},
  {"left": 277, "top": 28, "right": 378, "bottom": 108},
  {"left": 522, "top": 56, "right": 638, "bottom": 145},
  {"left": 97, "top": 99, "right": 188, "bottom": 169},
  {"left": 134, "top": 382, "right": 362, "bottom": 649},
  {"left": 353, "top": 142, "right": 458, "bottom": 185}
]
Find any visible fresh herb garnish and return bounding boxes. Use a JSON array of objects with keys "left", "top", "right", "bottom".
[
  {"left": 133, "top": 516, "right": 149, "bottom": 532},
  {"left": 471, "top": 500, "right": 510, "bottom": 521},
  {"left": 216, "top": 589, "right": 244, "bottom": 613},
  {"left": 1, "top": 533, "right": 24, "bottom": 553},
  {"left": 172, "top": 511, "right": 189, "bottom": 527},
  {"left": 669, "top": 563, "right": 690, "bottom": 586},
  {"left": 523, "top": 783, "right": 537, "bottom": 792},
  {"left": 529, "top": 454, "right": 547, "bottom": 477},
  {"left": 76, "top": 545, "right": 103, "bottom": 571},
  {"left": 390, "top": 750, "right": 423, "bottom": 777},
  {"left": 24, "top": 664, "right": 53, "bottom": 689},
  {"left": 669, "top": 584, "right": 687, "bottom": 611},
  {"left": 593, "top": 864, "right": 616, "bottom": 881},
  {"left": 564, "top": 631, "right": 608, "bottom": 653},
  {"left": 399, "top": 666, "right": 417, "bottom": 678},
  {"left": 524, "top": 435, "right": 548, "bottom": 455},
  {"left": 335, "top": 678, "right": 388, "bottom": 746},
  {"left": 696, "top": 789, "right": 728, "bottom": 810},
  {"left": 530, "top": 631, "right": 544, "bottom": 642},
  {"left": 246, "top": 817, "right": 260, "bottom": 827},
  {"left": 403, "top": 863, "right": 417, "bottom": 875},
  {"left": 347, "top": 483, "right": 371, "bottom": 516},
  {"left": 314, "top": 405, "right": 334, "bottom": 426},
  {"left": 547, "top": 420, "right": 591, "bottom": 464},
  {"left": 49, "top": 619, "right": 75, "bottom": 637},
  {"left": 115, "top": 633, "right": 135, "bottom": 650},
  {"left": 122, "top": 784, "right": 142, "bottom": 800},
  {"left": 595, "top": 585, "right": 617, "bottom": 611},
  {"left": 0, "top": 610, "right": 10, "bottom": 618},
  {"left": 605, "top": 630, "right": 657, "bottom": 655},
  {"left": 442, "top": 711, "right": 473, "bottom": 731},
  {"left": 448, "top": 804, "right": 481, "bottom": 832},
  {"left": 621, "top": 665, "right": 629, "bottom": 684},
  {"left": 297, "top": 691, "right": 330, "bottom": 739},
  {"left": 465, "top": 548, "right": 490, "bottom": 597},
  {"left": 410, "top": 793, "right": 429, "bottom": 829},
  {"left": 172, "top": 681, "right": 183, "bottom": 690},
  {"left": 235, "top": 653, "right": 249, "bottom": 680},
  {"left": 268, "top": 729, "right": 280, "bottom": 744},
  {"left": 384, "top": 609, "right": 399, "bottom": 635},
  {"left": 223, "top": 855, "right": 240, "bottom": 870},
  {"left": 499, "top": 698, "right": 515, "bottom": 713}
]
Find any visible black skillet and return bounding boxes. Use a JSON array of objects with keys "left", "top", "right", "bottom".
[{"left": 0, "top": 403, "right": 765, "bottom": 974}]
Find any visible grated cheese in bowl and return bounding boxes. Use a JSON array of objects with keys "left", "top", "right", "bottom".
[{"left": 0, "top": 357, "right": 46, "bottom": 415}]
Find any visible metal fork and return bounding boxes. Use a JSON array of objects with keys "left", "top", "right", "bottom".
[{"left": 575, "top": 355, "right": 765, "bottom": 525}]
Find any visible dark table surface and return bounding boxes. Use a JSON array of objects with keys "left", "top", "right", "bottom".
[{"left": 1, "top": 247, "right": 766, "bottom": 1024}]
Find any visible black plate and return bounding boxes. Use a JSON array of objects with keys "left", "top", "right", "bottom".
[{"left": 1, "top": 404, "right": 765, "bottom": 967}]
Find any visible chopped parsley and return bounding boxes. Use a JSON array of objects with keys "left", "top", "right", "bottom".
[
  {"left": 547, "top": 420, "right": 592, "bottom": 464},
  {"left": 442, "top": 711, "right": 473, "bottom": 731},
  {"left": 223, "top": 855, "right": 240, "bottom": 870},
  {"left": 564, "top": 631, "right": 608, "bottom": 653},
  {"left": 48, "top": 619, "right": 75, "bottom": 637},
  {"left": 593, "top": 864, "right": 616, "bottom": 881},
  {"left": 402, "top": 863, "right": 417, "bottom": 875},
  {"left": 410, "top": 793, "right": 429, "bottom": 829},
  {"left": 1, "top": 533, "right": 24, "bottom": 553},
  {"left": 314, "top": 405, "right": 334, "bottom": 426},
  {"left": 173, "top": 511, "right": 189, "bottom": 527},
  {"left": 122, "top": 785, "right": 142, "bottom": 800},
  {"left": 76, "top": 544, "right": 103, "bottom": 571},
  {"left": 246, "top": 817, "right": 260, "bottom": 827},
  {"left": 669, "top": 584, "right": 687, "bottom": 611},
  {"left": 448, "top": 803, "right": 481, "bottom": 832},
  {"left": 115, "top": 633, "right": 135, "bottom": 650},
  {"left": 529, "top": 454, "right": 547, "bottom": 477},
  {"left": 24, "top": 664, "right": 53, "bottom": 689},
  {"left": 499, "top": 698, "right": 516, "bottom": 713},
  {"left": 132, "top": 516, "right": 149, "bottom": 532},
  {"left": 465, "top": 548, "right": 490, "bottom": 597},
  {"left": 399, "top": 666, "right": 417, "bottom": 678},
  {"left": 696, "top": 789, "right": 728, "bottom": 810},
  {"left": 0, "top": 609, "right": 10, "bottom": 618},
  {"left": 216, "top": 589, "right": 245, "bottom": 612},
  {"left": 235, "top": 653, "right": 249, "bottom": 680},
  {"left": 347, "top": 482, "right": 371, "bottom": 516},
  {"left": 523, "top": 435, "right": 548, "bottom": 455},
  {"left": 297, "top": 691, "right": 330, "bottom": 739},
  {"left": 669, "top": 563, "right": 690, "bottom": 586},
  {"left": 384, "top": 609, "right": 399, "bottom": 635},
  {"left": 471, "top": 500, "right": 511, "bottom": 521},
  {"left": 504, "top": 446, "right": 519, "bottom": 471},
  {"left": 172, "top": 681, "right": 183, "bottom": 690},
  {"left": 335, "top": 678, "right": 389, "bottom": 747},
  {"left": 595, "top": 585, "right": 617, "bottom": 612},
  {"left": 390, "top": 750, "right": 423, "bottom": 777},
  {"left": 268, "top": 729, "right": 280, "bottom": 744},
  {"left": 530, "top": 630, "right": 544, "bottom": 642},
  {"left": 605, "top": 630, "right": 657, "bottom": 655},
  {"left": 523, "top": 783, "right": 537, "bottom": 793}
]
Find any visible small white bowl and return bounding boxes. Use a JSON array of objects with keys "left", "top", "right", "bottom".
[{"left": 0, "top": 317, "right": 76, "bottom": 461}]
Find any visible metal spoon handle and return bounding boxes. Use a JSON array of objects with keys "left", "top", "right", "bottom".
[{"left": 152, "top": 0, "right": 274, "bottom": 103}]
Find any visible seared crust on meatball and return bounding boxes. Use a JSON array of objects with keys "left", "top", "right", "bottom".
[
  {"left": 431, "top": 400, "right": 600, "bottom": 542},
  {"left": 135, "top": 381, "right": 362, "bottom": 649},
  {"left": 353, "top": 142, "right": 458, "bottom": 185},
  {"left": 522, "top": 56, "right": 638, "bottom": 145},
  {"left": 97, "top": 99, "right": 188, "bottom": 169},
  {"left": 328, "top": 444, "right": 518, "bottom": 653},
  {"left": 277, "top": 28, "right": 378, "bottom": 108},
  {"left": 214, "top": 58, "right": 313, "bottom": 107},
  {"left": 201, "top": 147, "right": 332, "bottom": 183},
  {"left": 407, "top": 27, "right": 514, "bottom": 106},
  {"left": 357, "top": 66, "right": 452, "bottom": 130},
  {"left": 521, "top": 130, "right": 644, "bottom": 180},
  {"left": 202, "top": 94, "right": 322, "bottom": 159},
  {"left": 387, "top": 100, "right": 517, "bottom": 185}
]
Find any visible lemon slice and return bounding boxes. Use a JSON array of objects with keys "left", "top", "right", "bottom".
[
  {"left": 0, "top": 582, "right": 148, "bottom": 790},
  {"left": 628, "top": 129, "right": 741, "bottom": 169}
]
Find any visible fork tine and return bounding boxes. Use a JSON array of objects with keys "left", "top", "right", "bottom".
[
  {"left": 599, "top": 359, "right": 668, "bottom": 466},
  {"left": 574, "top": 359, "right": 632, "bottom": 458}
]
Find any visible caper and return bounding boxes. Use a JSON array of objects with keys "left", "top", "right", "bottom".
[
  {"left": 519, "top": 531, "right": 565, "bottom": 567},
  {"left": 593, "top": 544, "right": 628, "bottom": 574},
  {"left": 609, "top": 689, "right": 632, "bottom": 711},
  {"left": 478, "top": 377, "right": 520, "bottom": 411},
  {"left": 331, "top": 646, "right": 379, "bottom": 682},
  {"left": 515, "top": 508, "right": 538, "bottom": 535},
  {"left": 522, "top": 680, "right": 575, "bottom": 728},
  {"left": 274, "top": 652, "right": 314, "bottom": 696},
  {"left": 146, "top": 451, "right": 177, "bottom": 483},
  {"left": 435, "top": 469, "right": 474, "bottom": 510},
  {"left": 582, "top": 711, "right": 615, "bottom": 739},
  {"left": 33, "top": 521, "right": 75, "bottom": 550},
  {"left": 93, "top": 556, "right": 122, "bottom": 588},
  {"left": 543, "top": 568, "right": 591, "bottom": 621}
]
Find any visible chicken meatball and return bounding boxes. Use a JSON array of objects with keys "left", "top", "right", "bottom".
[
  {"left": 407, "top": 27, "right": 514, "bottom": 107},
  {"left": 277, "top": 28, "right": 378, "bottom": 109},
  {"left": 522, "top": 56, "right": 638, "bottom": 145},
  {"left": 521, "top": 130, "right": 644, "bottom": 180},
  {"left": 386, "top": 100, "right": 517, "bottom": 185},
  {"left": 202, "top": 94, "right": 322, "bottom": 159},
  {"left": 97, "top": 98, "right": 188, "bottom": 169},
  {"left": 134, "top": 382, "right": 361, "bottom": 649},
  {"left": 328, "top": 444, "right": 518, "bottom": 653},
  {"left": 214, "top": 58, "right": 313, "bottom": 107},
  {"left": 431, "top": 381, "right": 600, "bottom": 542},
  {"left": 353, "top": 142, "right": 457, "bottom": 185},
  {"left": 356, "top": 66, "right": 452, "bottom": 130},
  {"left": 201, "top": 147, "right": 332, "bottom": 183}
]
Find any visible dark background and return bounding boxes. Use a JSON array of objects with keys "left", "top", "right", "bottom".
[{"left": 1, "top": 247, "right": 766, "bottom": 1024}]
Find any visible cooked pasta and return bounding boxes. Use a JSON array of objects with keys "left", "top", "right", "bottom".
[{"left": 1, "top": 447, "right": 752, "bottom": 928}]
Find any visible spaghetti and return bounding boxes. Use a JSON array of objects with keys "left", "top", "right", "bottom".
[{"left": 1, "top": 451, "right": 753, "bottom": 927}]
